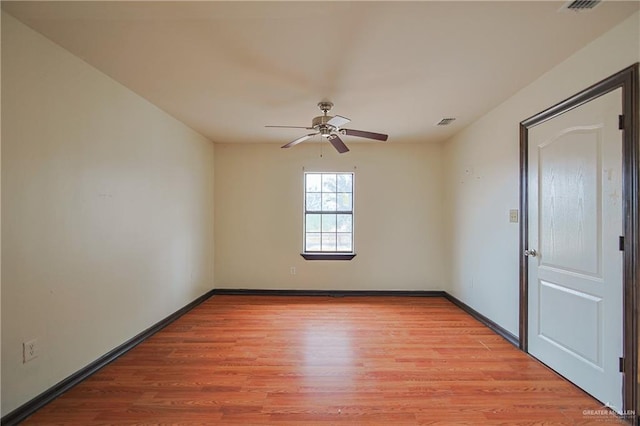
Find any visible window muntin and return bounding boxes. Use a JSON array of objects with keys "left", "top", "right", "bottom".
[{"left": 304, "top": 172, "right": 353, "bottom": 253}]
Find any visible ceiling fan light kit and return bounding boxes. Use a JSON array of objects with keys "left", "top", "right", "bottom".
[{"left": 266, "top": 101, "right": 389, "bottom": 154}]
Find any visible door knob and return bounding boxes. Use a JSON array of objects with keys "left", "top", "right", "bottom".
[{"left": 524, "top": 249, "right": 538, "bottom": 257}]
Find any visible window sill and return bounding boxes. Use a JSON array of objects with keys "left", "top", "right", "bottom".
[{"left": 300, "top": 253, "right": 357, "bottom": 261}]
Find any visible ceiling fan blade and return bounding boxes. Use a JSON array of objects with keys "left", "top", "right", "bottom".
[
  {"left": 327, "top": 115, "right": 351, "bottom": 128},
  {"left": 266, "top": 125, "right": 314, "bottom": 129},
  {"left": 342, "top": 128, "right": 388, "bottom": 141},
  {"left": 281, "top": 133, "right": 318, "bottom": 149},
  {"left": 328, "top": 135, "right": 349, "bottom": 154}
]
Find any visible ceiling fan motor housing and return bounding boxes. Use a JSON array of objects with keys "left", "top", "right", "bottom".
[
  {"left": 312, "top": 115, "right": 337, "bottom": 137},
  {"left": 312, "top": 115, "right": 335, "bottom": 127}
]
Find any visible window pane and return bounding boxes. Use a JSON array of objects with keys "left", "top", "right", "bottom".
[
  {"left": 337, "top": 233, "right": 352, "bottom": 251},
  {"left": 337, "top": 214, "right": 352, "bottom": 232},
  {"left": 306, "top": 193, "right": 321, "bottom": 211},
  {"left": 322, "top": 233, "right": 337, "bottom": 251},
  {"left": 321, "top": 193, "right": 337, "bottom": 211},
  {"left": 306, "top": 174, "right": 322, "bottom": 192},
  {"left": 321, "top": 214, "right": 337, "bottom": 232},
  {"left": 337, "top": 193, "right": 352, "bottom": 211},
  {"left": 337, "top": 174, "right": 352, "bottom": 193},
  {"left": 306, "top": 214, "right": 321, "bottom": 232},
  {"left": 322, "top": 174, "right": 336, "bottom": 192},
  {"left": 306, "top": 233, "right": 321, "bottom": 251}
]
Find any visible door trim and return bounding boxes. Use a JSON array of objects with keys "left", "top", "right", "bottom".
[{"left": 519, "top": 63, "right": 639, "bottom": 418}]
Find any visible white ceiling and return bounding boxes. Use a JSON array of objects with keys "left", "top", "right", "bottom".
[{"left": 3, "top": 1, "right": 638, "bottom": 146}]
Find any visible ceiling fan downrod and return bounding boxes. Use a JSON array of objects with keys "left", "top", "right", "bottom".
[{"left": 313, "top": 102, "right": 338, "bottom": 138}]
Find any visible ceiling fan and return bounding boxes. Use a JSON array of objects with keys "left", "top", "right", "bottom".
[{"left": 266, "top": 102, "right": 388, "bottom": 154}]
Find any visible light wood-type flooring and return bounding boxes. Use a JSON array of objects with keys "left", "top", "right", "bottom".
[{"left": 22, "top": 296, "right": 623, "bottom": 425}]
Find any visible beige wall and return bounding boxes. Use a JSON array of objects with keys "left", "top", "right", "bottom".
[
  {"left": 214, "top": 142, "right": 445, "bottom": 291},
  {"left": 1, "top": 12, "right": 215, "bottom": 415},
  {"left": 443, "top": 11, "right": 640, "bottom": 336}
]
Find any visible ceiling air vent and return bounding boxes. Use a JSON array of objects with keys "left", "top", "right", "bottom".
[
  {"left": 562, "top": 0, "right": 602, "bottom": 11},
  {"left": 436, "top": 118, "right": 456, "bottom": 126}
]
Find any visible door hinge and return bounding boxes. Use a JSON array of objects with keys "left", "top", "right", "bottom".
[
  {"left": 619, "top": 236, "right": 625, "bottom": 251},
  {"left": 619, "top": 357, "right": 625, "bottom": 373},
  {"left": 619, "top": 115, "right": 624, "bottom": 130}
]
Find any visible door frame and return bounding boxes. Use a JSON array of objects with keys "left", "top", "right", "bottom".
[{"left": 519, "top": 63, "right": 639, "bottom": 418}]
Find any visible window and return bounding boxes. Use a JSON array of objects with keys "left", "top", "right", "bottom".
[{"left": 302, "top": 172, "right": 355, "bottom": 260}]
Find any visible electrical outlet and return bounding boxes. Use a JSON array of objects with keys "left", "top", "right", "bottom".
[
  {"left": 23, "top": 339, "right": 39, "bottom": 363},
  {"left": 290, "top": 267, "right": 296, "bottom": 275}
]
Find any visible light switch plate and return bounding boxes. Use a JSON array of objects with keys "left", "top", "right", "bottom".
[{"left": 509, "top": 209, "right": 519, "bottom": 223}]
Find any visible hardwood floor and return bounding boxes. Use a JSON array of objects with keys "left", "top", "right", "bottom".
[{"left": 22, "top": 296, "right": 622, "bottom": 425}]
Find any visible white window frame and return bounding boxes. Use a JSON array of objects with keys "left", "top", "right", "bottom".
[{"left": 301, "top": 172, "right": 356, "bottom": 260}]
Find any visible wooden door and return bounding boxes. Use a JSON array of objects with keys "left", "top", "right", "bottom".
[{"left": 527, "top": 89, "right": 623, "bottom": 411}]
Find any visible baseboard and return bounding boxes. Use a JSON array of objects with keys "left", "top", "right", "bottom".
[
  {"left": 1, "top": 289, "right": 216, "bottom": 426},
  {"left": 212, "top": 288, "right": 447, "bottom": 297},
  {"left": 443, "top": 293, "right": 519, "bottom": 347}
]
